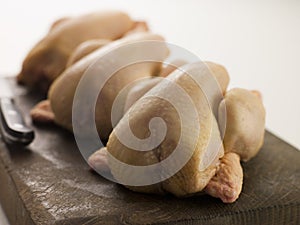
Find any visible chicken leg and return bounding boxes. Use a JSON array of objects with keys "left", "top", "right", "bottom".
[{"left": 205, "top": 88, "right": 265, "bottom": 202}]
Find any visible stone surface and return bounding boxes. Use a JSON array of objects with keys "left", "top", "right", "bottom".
[{"left": 0, "top": 79, "right": 299, "bottom": 225}]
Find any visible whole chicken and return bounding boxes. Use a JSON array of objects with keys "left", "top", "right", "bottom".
[
  {"left": 88, "top": 62, "right": 266, "bottom": 203},
  {"left": 17, "top": 10, "right": 142, "bottom": 93},
  {"left": 31, "top": 32, "right": 169, "bottom": 141}
]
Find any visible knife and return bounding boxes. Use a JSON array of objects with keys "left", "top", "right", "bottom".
[{"left": 0, "top": 78, "right": 34, "bottom": 145}]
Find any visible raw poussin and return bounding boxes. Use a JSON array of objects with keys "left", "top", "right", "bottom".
[
  {"left": 31, "top": 32, "right": 169, "bottom": 142},
  {"left": 88, "top": 62, "right": 266, "bottom": 203},
  {"left": 204, "top": 88, "right": 265, "bottom": 202},
  {"left": 17, "top": 10, "right": 145, "bottom": 93},
  {"left": 26, "top": 11, "right": 265, "bottom": 202}
]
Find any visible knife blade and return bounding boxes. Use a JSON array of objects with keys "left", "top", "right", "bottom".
[{"left": 0, "top": 78, "right": 34, "bottom": 145}]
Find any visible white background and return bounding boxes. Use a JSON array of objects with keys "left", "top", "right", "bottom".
[{"left": 0, "top": 0, "right": 300, "bottom": 223}]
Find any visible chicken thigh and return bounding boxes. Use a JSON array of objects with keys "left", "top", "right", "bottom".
[{"left": 205, "top": 88, "right": 265, "bottom": 202}]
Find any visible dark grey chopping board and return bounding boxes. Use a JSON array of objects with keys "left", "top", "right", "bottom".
[{"left": 0, "top": 78, "right": 299, "bottom": 225}]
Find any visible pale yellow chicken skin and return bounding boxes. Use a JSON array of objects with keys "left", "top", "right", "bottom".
[
  {"left": 18, "top": 11, "right": 137, "bottom": 93},
  {"left": 88, "top": 63, "right": 265, "bottom": 203},
  {"left": 26, "top": 18, "right": 266, "bottom": 202},
  {"left": 31, "top": 32, "right": 169, "bottom": 141}
]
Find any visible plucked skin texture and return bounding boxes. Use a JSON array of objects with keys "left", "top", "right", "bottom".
[
  {"left": 124, "top": 62, "right": 229, "bottom": 116},
  {"left": 17, "top": 11, "right": 135, "bottom": 93},
  {"left": 203, "top": 88, "right": 265, "bottom": 202},
  {"left": 66, "top": 39, "right": 111, "bottom": 67},
  {"left": 65, "top": 21, "right": 149, "bottom": 68},
  {"left": 27, "top": 31, "right": 264, "bottom": 202},
  {"left": 31, "top": 33, "right": 169, "bottom": 141},
  {"left": 204, "top": 61, "right": 229, "bottom": 95},
  {"left": 218, "top": 88, "right": 266, "bottom": 161},
  {"left": 89, "top": 63, "right": 266, "bottom": 203},
  {"left": 18, "top": 10, "right": 266, "bottom": 203},
  {"left": 30, "top": 100, "right": 55, "bottom": 124},
  {"left": 105, "top": 62, "right": 226, "bottom": 196},
  {"left": 205, "top": 152, "right": 243, "bottom": 203}
]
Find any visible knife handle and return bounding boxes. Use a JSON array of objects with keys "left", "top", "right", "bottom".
[{"left": 0, "top": 98, "right": 34, "bottom": 145}]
